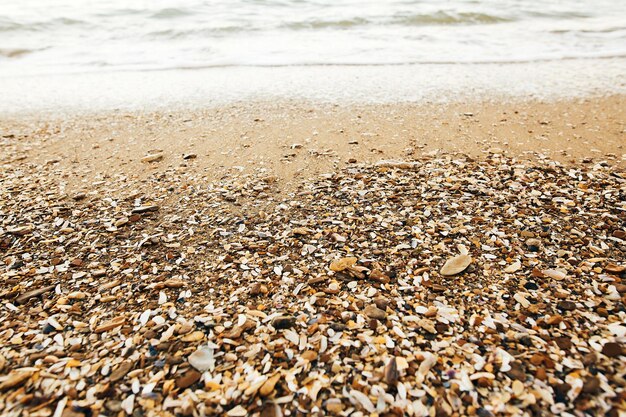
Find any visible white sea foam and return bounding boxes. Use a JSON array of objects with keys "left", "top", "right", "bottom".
[{"left": 0, "top": 0, "right": 624, "bottom": 113}]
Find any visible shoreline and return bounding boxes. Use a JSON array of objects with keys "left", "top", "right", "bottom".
[
  {"left": 2, "top": 95, "right": 624, "bottom": 193},
  {"left": 1, "top": 57, "right": 625, "bottom": 116}
]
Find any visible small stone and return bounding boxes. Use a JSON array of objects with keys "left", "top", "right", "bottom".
[
  {"left": 524, "top": 281, "right": 539, "bottom": 290},
  {"left": 110, "top": 361, "right": 133, "bottom": 382},
  {"left": 181, "top": 331, "right": 205, "bottom": 342},
  {"left": 526, "top": 238, "right": 541, "bottom": 252},
  {"left": 259, "top": 373, "right": 281, "bottom": 396},
  {"left": 582, "top": 376, "right": 601, "bottom": 394},
  {"left": 612, "top": 230, "right": 625, "bottom": 239},
  {"left": 369, "top": 269, "right": 390, "bottom": 283},
  {"left": 511, "top": 379, "right": 524, "bottom": 397},
  {"left": 601, "top": 342, "right": 623, "bottom": 358},
  {"left": 330, "top": 257, "right": 357, "bottom": 272},
  {"left": 301, "top": 350, "right": 318, "bottom": 361},
  {"left": 557, "top": 300, "right": 576, "bottom": 311},
  {"left": 249, "top": 283, "right": 264, "bottom": 295},
  {"left": 383, "top": 357, "right": 399, "bottom": 386},
  {"left": 554, "top": 337, "right": 572, "bottom": 350},
  {"left": 374, "top": 297, "right": 390, "bottom": 310},
  {"left": 292, "top": 227, "right": 311, "bottom": 236},
  {"left": 0, "top": 370, "right": 34, "bottom": 392},
  {"left": 67, "top": 291, "right": 87, "bottom": 300},
  {"left": 176, "top": 370, "right": 201, "bottom": 389},
  {"left": 553, "top": 383, "right": 571, "bottom": 403},
  {"left": 506, "top": 362, "right": 526, "bottom": 381},
  {"left": 529, "top": 353, "right": 544, "bottom": 366},
  {"left": 271, "top": 316, "right": 296, "bottom": 329},
  {"left": 364, "top": 305, "right": 386, "bottom": 320}
]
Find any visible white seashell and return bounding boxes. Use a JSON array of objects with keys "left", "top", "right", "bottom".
[
  {"left": 608, "top": 322, "right": 626, "bottom": 338},
  {"left": 505, "top": 261, "right": 521, "bottom": 273},
  {"left": 350, "top": 389, "right": 375, "bottom": 413},
  {"left": 121, "top": 394, "right": 135, "bottom": 415},
  {"left": 440, "top": 255, "right": 472, "bottom": 276},
  {"left": 417, "top": 353, "right": 436, "bottom": 383},
  {"left": 543, "top": 269, "right": 567, "bottom": 280},
  {"left": 188, "top": 346, "right": 214, "bottom": 372},
  {"left": 139, "top": 310, "right": 151, "bottom": 326},
  {"left": 158, "top": 291, "right": 167, "bottom": 305}
]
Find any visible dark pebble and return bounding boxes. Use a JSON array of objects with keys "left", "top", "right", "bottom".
[
  {"left": 524, "top": 281, "right": 539, "bottom": 290},
  {"left": 553, "top": 382, "right": 571, "bottom": 403},
  {"left": 554, "top": 336, "right": 572, "bottom": 350},
  {"left": 271, "top": 316, "right": 296, "bottom": 329},
  {"left": 557, "top": 300, "right": 576, "bottom": 311},
  {"left": 176, "top": 370, "right": 202, "bottom": 389},
  {"left": 582, "top": 376, "right": 601, "bottom": 394},
  {"left": 601, "top": 342, "right": 623, "bottom": 358}
]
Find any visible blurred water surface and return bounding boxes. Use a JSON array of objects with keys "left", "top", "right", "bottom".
[{"left": 1, "top": 0, "right": 626, "bottom": 75}]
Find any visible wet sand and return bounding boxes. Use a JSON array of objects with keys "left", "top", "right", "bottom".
[
  {"left": 0, "top": 95, "right": 625, "bottom": 416},
  {"left": 1, "top": 95, "right": 624, "bottom": 193}
]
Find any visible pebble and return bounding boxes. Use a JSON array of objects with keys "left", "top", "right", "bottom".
[
  {"left": 526, "top": 238, "right": 542, "bottom": 252},
  {"left": 601, "top": 342, "right": 623, "bottom": 358},
  {"left": 364, "top": 305, "right": 386, "bottom": 320},
  {"left": 0, "top": 370, "right": 34, "bottom": 392},
  {"left": 175, "top": 370, "right": 202, "bottom": 389},
  {"left": 383, "top": 357, "right": 399, "bottom": 386},
  {"left": 109, "top": 361, "right": 133, "bottom": 382},
  {"left": 271, "top": 315, "right": 296, "bottom": 329}
]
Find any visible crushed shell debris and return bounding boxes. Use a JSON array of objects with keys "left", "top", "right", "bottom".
[{"left": 0, "top": 153, "right": 625, "bottom": 416}]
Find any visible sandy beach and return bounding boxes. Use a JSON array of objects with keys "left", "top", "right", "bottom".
[
  {"left": 2, "top": 96, "right": 625, "bottom": 191},
  {"left": 1, "top": 94, "right": 625, "bottom": 416}
]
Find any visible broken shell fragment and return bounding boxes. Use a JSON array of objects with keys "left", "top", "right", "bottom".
[
  {"left": 440, "top": 254, "right": 472, "bottom": 276},
  {"left": 188, "top": 346, "right": 214, "bottom": 372}
]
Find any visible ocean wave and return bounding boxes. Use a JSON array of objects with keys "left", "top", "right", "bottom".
[
  {"left": 0, "top": 16, "right": 85, "bottom": 32},
  {"left": 394, "top": 11, "right": 511, "bottom": 25},
  {"left": 150, "top": 7, "right": 193, "bottom": 19}
]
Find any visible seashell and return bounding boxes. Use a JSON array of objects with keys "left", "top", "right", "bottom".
[
  {"left": 543, "top": 269, "right": 567, "bottom": 280},
  {"left": 259, "top": 373, "right": 281, "bottom": 396},
  {"left": 504, "top": 261, "right": 521, "bottom": 273},
  {"left": 440, "top": 254, "right": 472, "bottom": 276},
  {"left": 226, "top": 406, "right": 248, "bottom": 417},
  {"left": 188, "top": 346, "right": 214, "bottom": 372},
  {"left": 349, "top": 389, "right": 375, "bottom": 413}
]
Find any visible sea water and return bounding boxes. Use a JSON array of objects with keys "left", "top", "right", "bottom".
[{"left": 1, "top": 0, "right": 625, "bottom": 113}]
